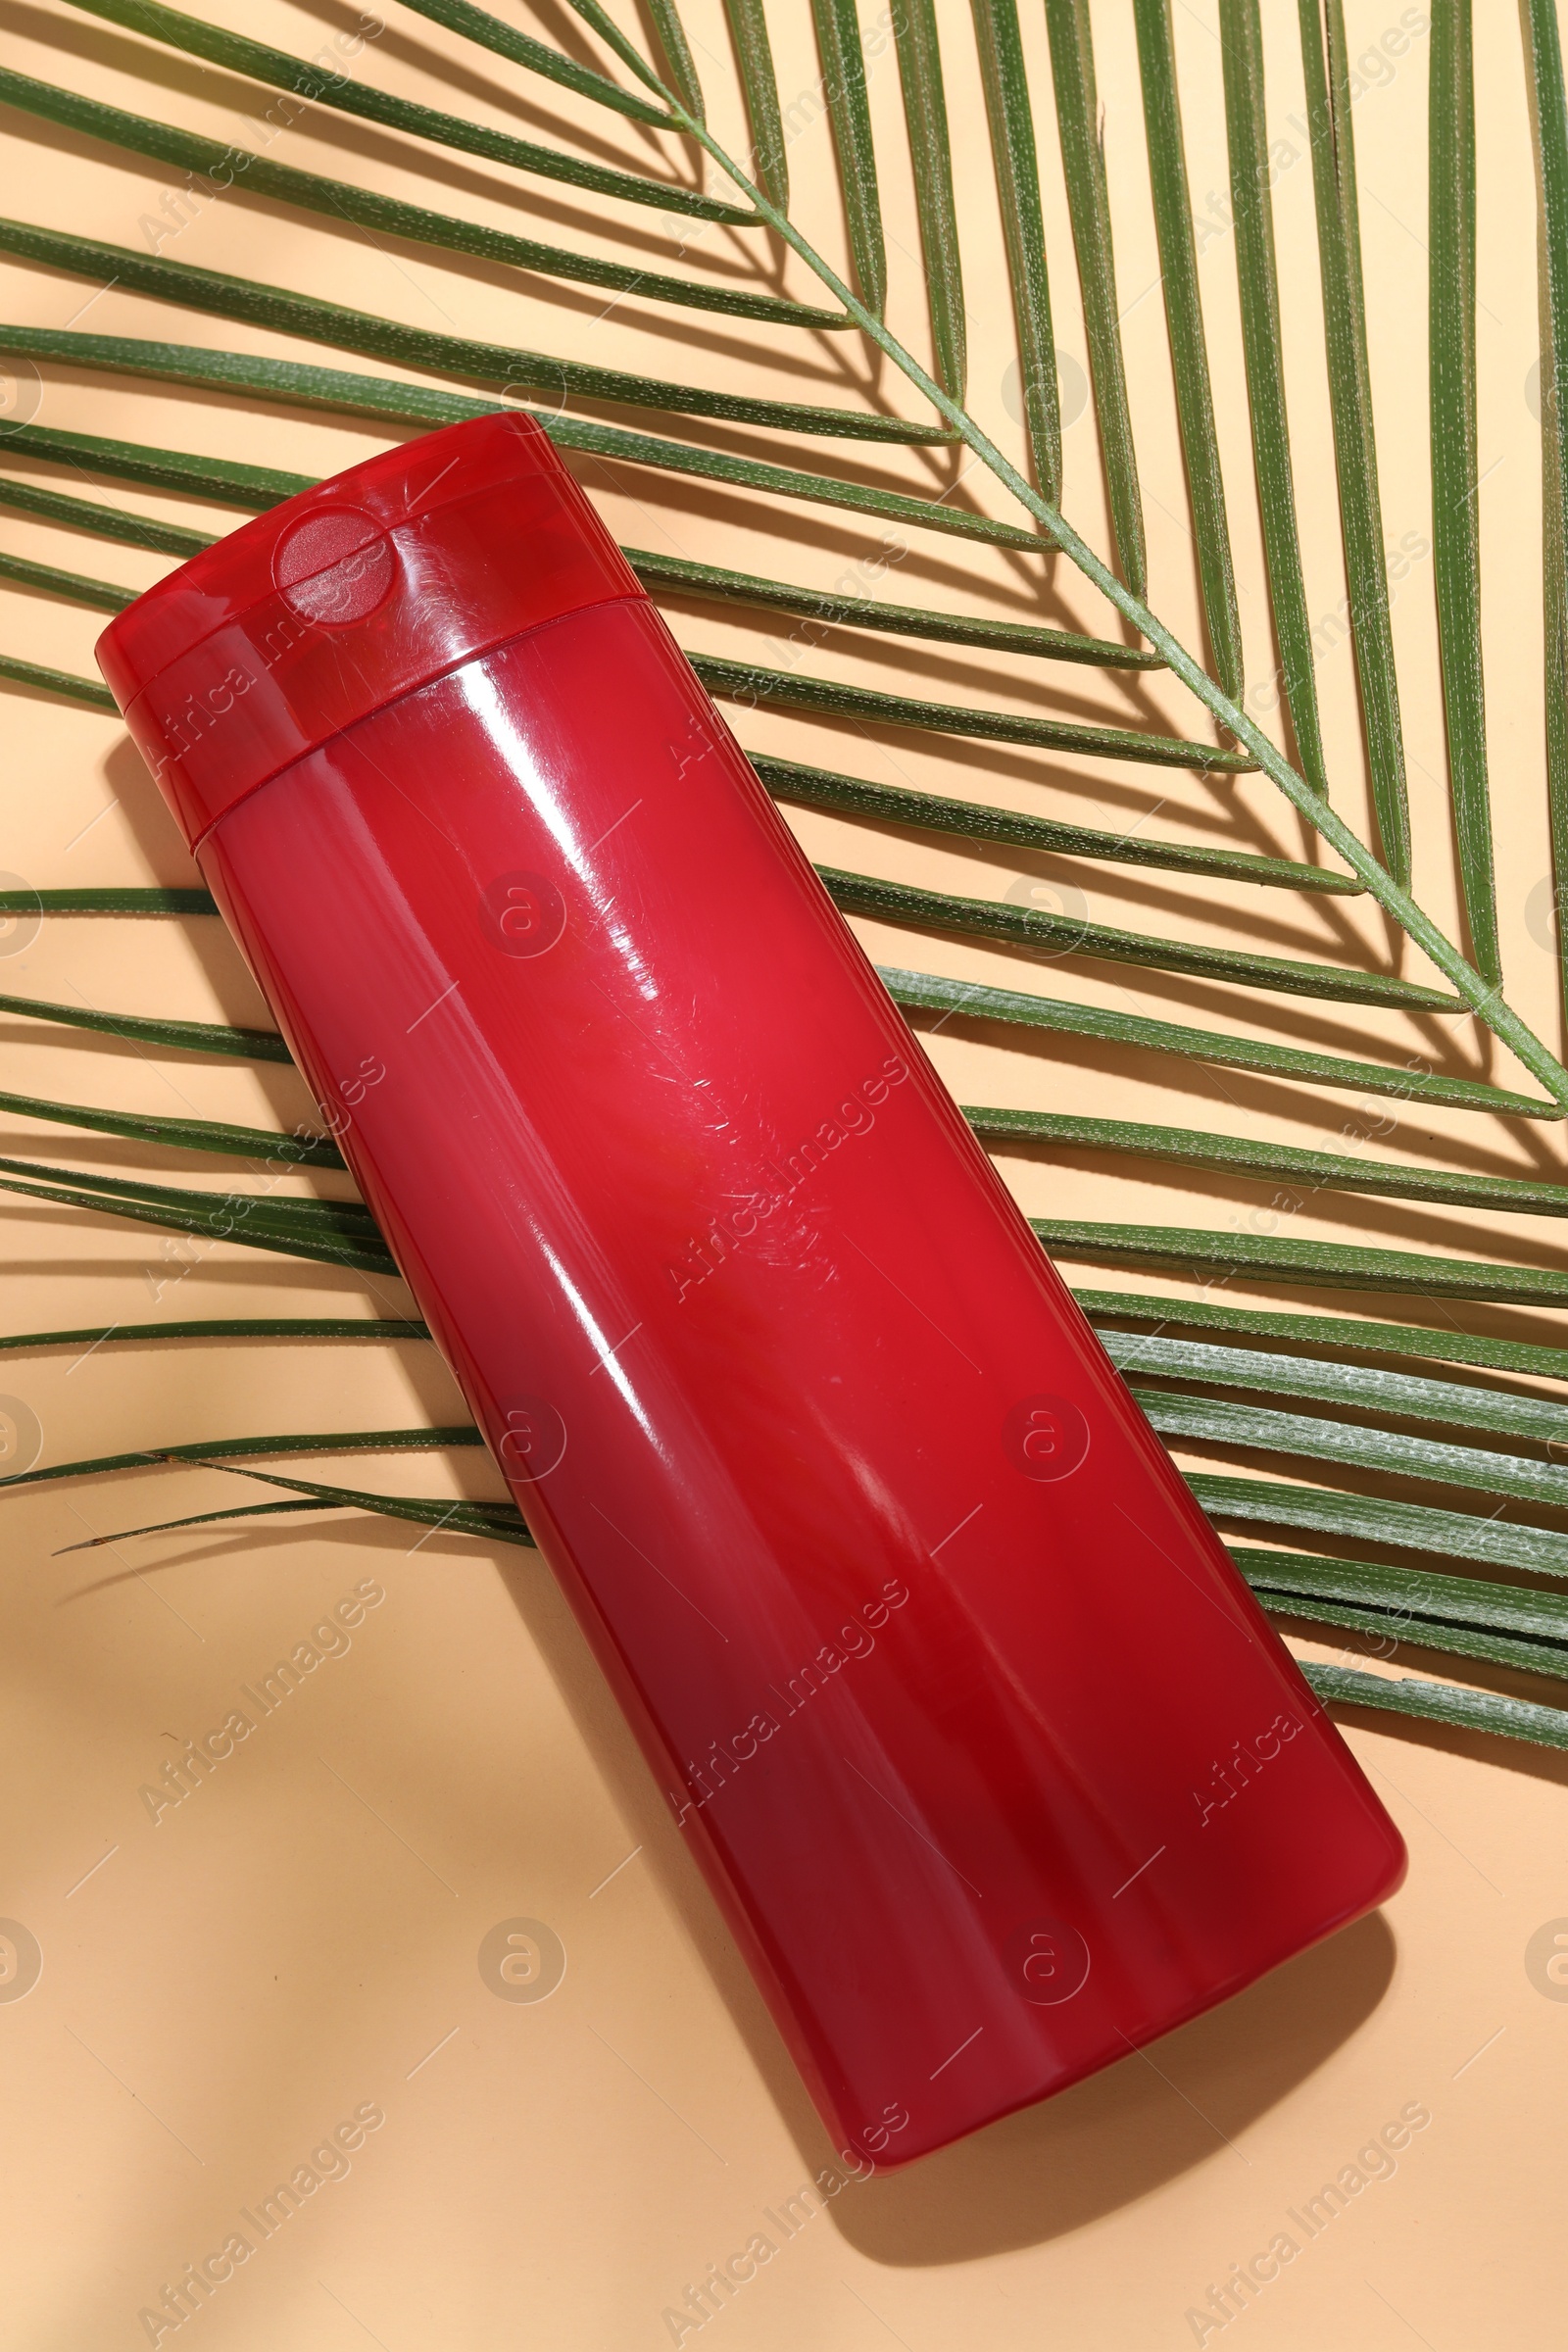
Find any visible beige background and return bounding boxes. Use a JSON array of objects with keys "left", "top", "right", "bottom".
[{"left": 0, "top": 0, "right": 1563, "bottom": 2343}]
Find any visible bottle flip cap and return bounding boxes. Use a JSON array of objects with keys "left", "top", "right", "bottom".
[{"left": 96, "top": 411, "right": 644, "bottom": 852}]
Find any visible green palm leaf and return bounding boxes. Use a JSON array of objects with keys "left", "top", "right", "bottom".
[
  {"left": 0, "top": 1318, "right": 425, "bottom": 1355},
  {"left": 1299, "top": 1664, "right": 1568, "bottom": 1754},
  {"left": 1524, "top": 0, "right": 1568, "bottom": 1037},
  {"left": 625, "top": 551, "right": 1155, "bottom": 662},
  {"left": 55, "top": 1474, "right": 533, "bottom": 1552},
  {"left": 1193, "top": 1473, "right": 1568, "bottom": 1581},
  {"left": 1032, "top": 1218, "right": 1568, "bottom": 1305},
  {"left": 894, "top": 0, "right": 966, "bottom": 401},
  {"left": 0, "top": 217, "right": 939, "bottom": 441},
  {"left": 691, "top": 651, "right": 1246, "bottom": 766},
  {"left": 0, "top": 468, "right": 214, "bottom": 558},
  {"left": 826, "top": 870, "right": 1451, "bottom": 1007},
  {"left": 0, "top": 655, "right": 117, "bottom": 709},
  {"left": 1133, "top": 0, "right": 1243, "bottom": 701},
  {"left": 0, "top": 1083, "right": 341, "bottom": 1167},
  {"left": 884, "top": 967, "right": 1554, "bottom": 1117},
  {"left": 1077, "top": 1290, "right": 1568, "bottom": 1382},
  {"left": 0, "top": 987, "right": 290, "bottom": 1061},
  {"left": 1296, "top": 0, "right": 1409, "bottom": 879},
  {"left": 0, "top": 890, "right": 215, "bottom": 915},
  {"left": 1102, "top": 1333, "right": 1568, "bottom": 1446},
  {"left": 812, "top": 0, "right": 887, "bottom": 318},
  {"left": 1237, "top": 1548, "right": 1568, "bottom": 1680},
  {"left": 654, "top": 67, "right": 1567, "bottom": 1106},
  {"left": 1137, "top": 1389, "right": 1568, "bottom": 1516},
  {"left": 0, "top": 341, "right": 1044, "bottom": 548},
  {"left": 1218, "top": 0, "right": 1328, "bottom": 797},
  {"left": 723, "top": 0, "right": 789, "bottom": 213},
  {"left": 971, "top": 0, "right": 1060, "bottom": 499},
  {"left": 646, "top": 0, "right": 707, "bottom": 125},
  {"left": 0, "top": 70, "right": 839, "bottom": 329},
  {"left": 60, "top": 0, "right": 750, "bottom": 220},
  {"left": 0, "top": 1159, "right": 393, "bottom": 1276},
  {"left": 0, "top": 1426, "right": 480, "bottom": 1493},
  {"left": 757, "top": 756, "right": 1356, "bottom": 894},
  {"left": 379, "top": 0, "right": 674, "bottom": 128},
  {"left": 0, "top": 549, "right": 134, "bottom": 612},
  {"left": 1043, "top": 0, "right": 1145, "bottom": 593},
  {"left": 1429, "top": 0, "right": 1497, "bottom": 982},
  {"left": 975, "top": 1107, "right": 1568, "bottom": 1218}
]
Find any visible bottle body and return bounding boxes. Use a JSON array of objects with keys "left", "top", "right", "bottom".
[{"left": 190, "top": 590, "right": 1404, "bottom": 2166}]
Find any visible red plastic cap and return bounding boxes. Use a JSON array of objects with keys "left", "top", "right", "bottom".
[{"left": 96, "top": 411, "right": 644, "bottom": 851}]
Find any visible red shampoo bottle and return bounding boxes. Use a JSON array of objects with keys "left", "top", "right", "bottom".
[{"left": 99, "top": 412, "right": 1404, "bottom": 2169}]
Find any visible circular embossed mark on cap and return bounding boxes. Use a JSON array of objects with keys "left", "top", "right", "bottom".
[{"left": 273, "top": 506, "right": 397, "bottom": 626}]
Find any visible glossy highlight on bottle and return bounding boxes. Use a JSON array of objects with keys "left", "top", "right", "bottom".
[{"left": 99, "top": 413, "right": 1405, "bottom": 2169}]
